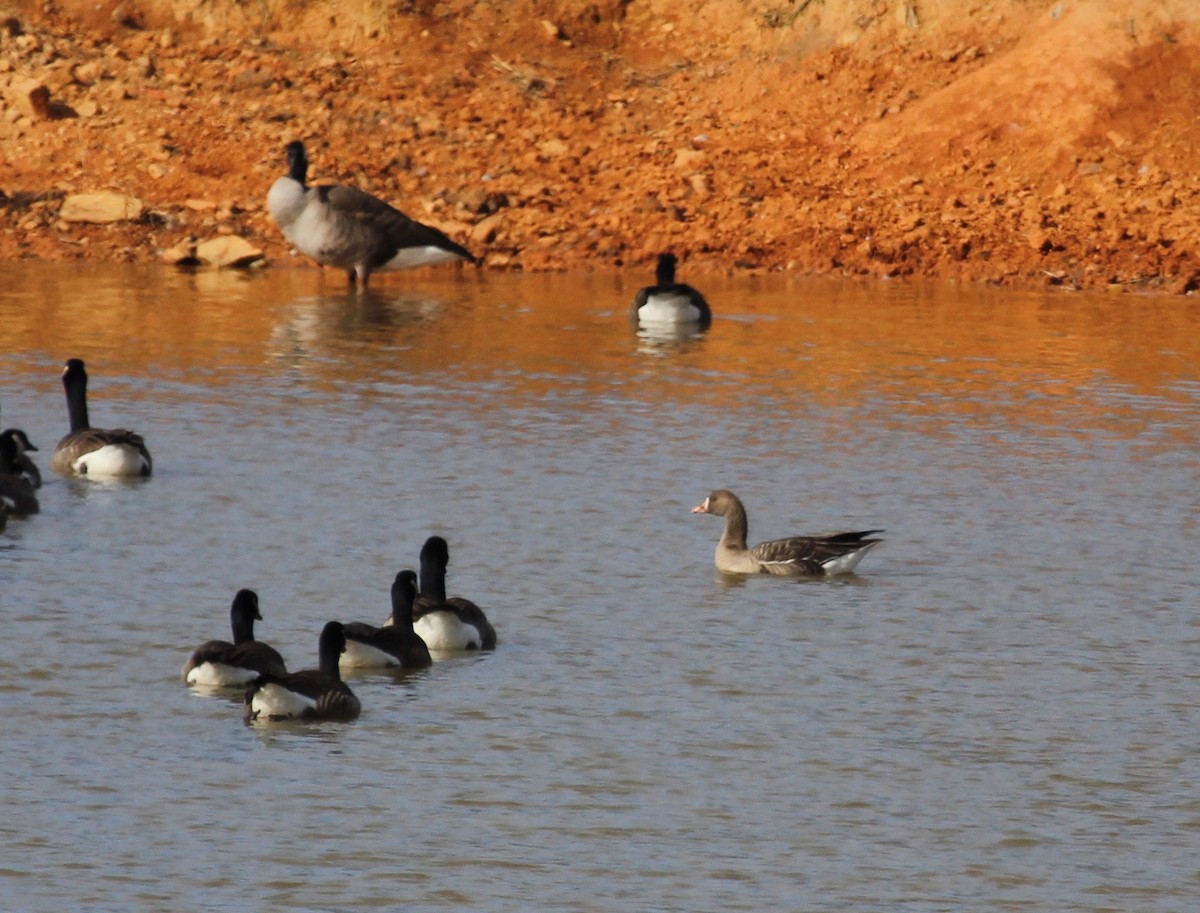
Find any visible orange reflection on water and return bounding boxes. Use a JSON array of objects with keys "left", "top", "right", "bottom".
[{"left": 2, "top": 264, "right": 1197, "bottom": 446}]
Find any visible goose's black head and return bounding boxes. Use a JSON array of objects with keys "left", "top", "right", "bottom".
[
  {"left": 1, "top": 429, "right": 38, "bottom": 453},
  {"left": 394, "top": 569, "right": 419, "bottom": 597},
  {"left": 232, "top": 588, "right": 262, "bottom": 622},
  {"left": 420, "top": 536, "right": 451, "bottom": 567},
  {"left": 63, "top": 358, "right": 87, "bottom": 388}
]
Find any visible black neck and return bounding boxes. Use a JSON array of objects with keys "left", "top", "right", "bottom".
[
  {"left": 391, "top": 575, "right": 417, "bottom": 628},
  {"left": 62, "top": 361, "right": 91, "bottom": 432},
  {"left": 418, "top": 553, "right": 447, "bottom": 603},
  {"left": 317, "top": 622, "right": 345, "bottom": 679},
  {"left": 655, "top": 255, "right": 677, "bottom": 287}
]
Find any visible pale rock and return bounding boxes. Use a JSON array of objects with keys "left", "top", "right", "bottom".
[
  {"left": 195, "top": 235, "right": 264, "bottom": 268},
  {"left": 6, "top": 75, "right": 50, "bottom": 119},
  {"left": 59, "top": 191, "right": 143, "bottom": 223},
  {"left": 471, "top": 213, "right": 503, "bottom": 244},
  {"left": 161, "top": 241, "right": 197, "bottom": 265}
]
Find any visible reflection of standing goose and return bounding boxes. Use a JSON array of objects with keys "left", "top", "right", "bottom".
[
  {"left": 267, "top": 140, "right": 477, "bottom": 288},
  {"left": 51, "top": 359, "right": 152, "bottom": 478},
  {"left": 693, "top": 490, "right": 883, "bottom": 577},
  {"left": 631, "top": 253, "right": 712, "bottom": 329}
]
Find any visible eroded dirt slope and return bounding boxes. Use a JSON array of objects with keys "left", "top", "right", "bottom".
[{"left": 1, "top": 0, "right": 1198, "bottom": 292}]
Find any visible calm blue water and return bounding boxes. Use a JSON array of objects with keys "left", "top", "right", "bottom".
[{"left": 1, "top": 263, "right": 1198, "bottom": 911}]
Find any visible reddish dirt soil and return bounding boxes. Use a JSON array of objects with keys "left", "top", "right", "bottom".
[{"left": 1, "top": 0, "right": 1198, "bottom": 292}]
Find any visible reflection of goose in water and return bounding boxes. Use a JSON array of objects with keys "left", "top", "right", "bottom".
[
  {"left": 635, "top": 321, "right": 709, "bottom": 352},
  {"left": 266, "top": 291, "right": 449, "bottom": 365}
]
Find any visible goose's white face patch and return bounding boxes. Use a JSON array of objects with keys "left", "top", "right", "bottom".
[{"left": 414, "top": 612, "right": 481, "bottom": 651}]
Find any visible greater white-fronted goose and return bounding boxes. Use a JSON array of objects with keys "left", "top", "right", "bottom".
[
  {"left": 0, "top": 433, "right": 39, "bottom": 517},
  {"left": 182, "top": 589, "right": 288, "bottom": 687},
  {"left": 50, "top": 359, "right": 152, "bottom": 478},
  {"left": 411, "top": 535, "right": 497, "bottom": 651},
  {"left": 0, "top": 428, "right": 42, "bottom": 488},
  {"left": 692, "top": 489, "right": 883, "bottom": 577},
  {"left": 244, "top": 621, "right": 361, "bottom": 723},
  {"left": 631, "top": 252, "right": 712, "bottom": 329},
  {"left": 266, "top": 140, "right": 477, "bottom": 288},
  {"left": 340, "top": 570, "right": 432, "bottom": 671}
]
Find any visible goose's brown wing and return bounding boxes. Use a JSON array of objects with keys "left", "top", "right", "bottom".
[{"left": 750, "top": 530, "right": 884, "bottom": 575}]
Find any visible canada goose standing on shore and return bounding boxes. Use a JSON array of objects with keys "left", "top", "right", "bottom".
[{"left": 266, "top": 140, "right": 477, "bottom": 287}]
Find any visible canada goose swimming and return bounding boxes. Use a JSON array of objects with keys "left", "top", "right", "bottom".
[
  {"left": 244, "top": 621, "right": 361, "bottom": 723},
  {"left": 182, "top": 589, "right": 288, "bottom": 687},
  {"left": 631, "top": 253, "right": 712, "bottom": 329},
  {"left": 411, "top": 535, "right": 497, "bottom": 651},
  {"left": 266, "top": 140, "right": 478, "bottom": 287},
  {"left": 0, "top": 428, "right": 41, "bottom": 489},
  {"left": 340, "top": 570, "right": 432, "bottom": 671},
  {"left": 692, "top": 489, "right": 883, "bottom": 577},
  {"left": 50, "top": 359, "right": 152, "bottom": 478},
  {"left": 0, "top": 434, "right": 39, "bottom": 517}
]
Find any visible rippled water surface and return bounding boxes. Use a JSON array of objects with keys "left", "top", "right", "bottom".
[{"left": 1, "top": 263, "right": 1198, "bottom": 911}]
